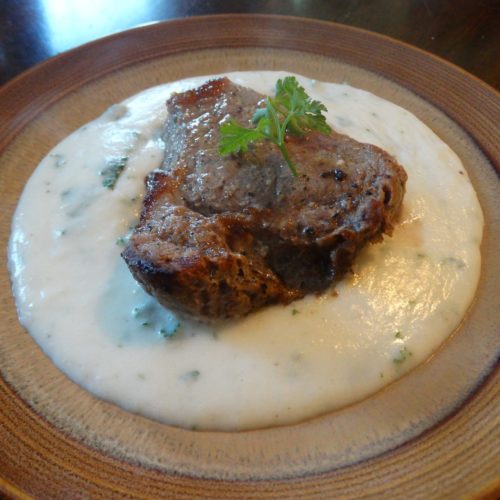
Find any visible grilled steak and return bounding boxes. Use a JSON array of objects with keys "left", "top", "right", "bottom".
[{"left": 122, "top": 78, "right": 407, "bottom": 319}]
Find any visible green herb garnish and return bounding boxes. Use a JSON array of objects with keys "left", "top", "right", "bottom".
[
  {"left": 393, "top": 346, "right": 412, "bottom": 365},
  {"left": 50, "top": 153, "right": 67, "bottom": 168},
  {"left": 159, "top": 321, "right": 180, "bottom": 338},
  {"left": 181, "top": 370, "right": 200, "bottom": 382},
  {"left": 219, "top": 77, "right": 331, "bottom": 176},
  {"left": 100, "top": 156, "right": 128, "bottom": 189}
]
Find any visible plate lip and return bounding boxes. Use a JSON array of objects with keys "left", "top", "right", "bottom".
[{"left": 0, "top": 13, "right": 499, "bottom": 496}]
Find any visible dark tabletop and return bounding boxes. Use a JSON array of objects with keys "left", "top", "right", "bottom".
[{"left": 0, "top": 0, "right": 499, "bottom": 89}]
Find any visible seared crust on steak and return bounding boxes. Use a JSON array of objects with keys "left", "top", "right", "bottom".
[{"left": 122, "top": 78, "right": 407, "bottom": 319}]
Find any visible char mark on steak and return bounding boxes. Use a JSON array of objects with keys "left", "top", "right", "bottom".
[{"left": 122, "top": 77, "right": 407, "bottom": 319}]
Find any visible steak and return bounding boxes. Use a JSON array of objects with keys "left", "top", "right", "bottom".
[{"left": 122, "top": 78, "right": 407, "bottom": 319}]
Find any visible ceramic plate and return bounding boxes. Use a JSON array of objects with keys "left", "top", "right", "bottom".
[{"left": 0, "top": 15, "right": 499, "bottom": 498}]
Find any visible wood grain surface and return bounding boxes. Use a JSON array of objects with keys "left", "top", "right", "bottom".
[{"left": 0, "top": 16, "right": 499, "bottom": 499}]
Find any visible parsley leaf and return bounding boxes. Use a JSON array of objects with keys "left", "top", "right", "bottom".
[
  {"left": 219, "top": 76, "right": 332, "bottom": 176},
  {"left": 100, "top": 156, "right": 128, "bottom": 190},
  {"left": 219, "top": 118, "right": 268, "bottom": 155}
]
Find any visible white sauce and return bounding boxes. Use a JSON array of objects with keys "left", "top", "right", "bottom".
[{"left": 8, "top": 72, "right": 483, "bottom": 431}]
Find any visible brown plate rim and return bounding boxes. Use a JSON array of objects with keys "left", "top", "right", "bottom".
[{"left": 1, "top": 14, "right": 499, "bottom": 498}]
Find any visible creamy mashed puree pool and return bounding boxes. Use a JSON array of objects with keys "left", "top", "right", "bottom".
[{"left": 8, "top": 72, "right": 483, "bottom": 431}]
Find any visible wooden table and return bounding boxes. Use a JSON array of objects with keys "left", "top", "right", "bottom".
[{"left": 1, "top": 0, "right": 499, "bottom": 89}]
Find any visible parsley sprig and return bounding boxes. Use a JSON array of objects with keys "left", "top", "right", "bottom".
[{"left": 219, "top": 77, "right": 332, "bottom": 176}]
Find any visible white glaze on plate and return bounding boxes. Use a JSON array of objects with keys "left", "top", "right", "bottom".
[{"left": 8, "top": 72, "right": 483, "bottom": 430}]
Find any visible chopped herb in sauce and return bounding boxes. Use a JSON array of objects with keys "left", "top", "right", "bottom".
[
  {"left": 115, "top": 229, "right": 133, "bottom": 246},
  {"left": 54, "top": 229, "right": 67, "bottom": 238},
  {"left": 132, "top": 303, "right": 181, "bottom": 339},
  {"left": 159, "top": 321, "right": 180, "bottom": 338},
  {"left": 181, "top": 370, "right": 200, "bottom": 382},
  {"left": 50, "top": 153, "right": 67, "bottom": 168},
  {"left": 395, "top": 331, "right": 403, "bottom": 339},
  {"left": 393, "top": 346, "right": 412, "bottom": 365},
  {"left": 292, "top": 308, "right": 300, "bottom": 315},
  {"left": 442, "top": 256, "right": 466, "bottom": 269},
  {"left": 100, "top": 156, "right": 128, "bottom": 189},
  {"left": 65, "top": 195, "right": 95, "bottom": 218}
]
